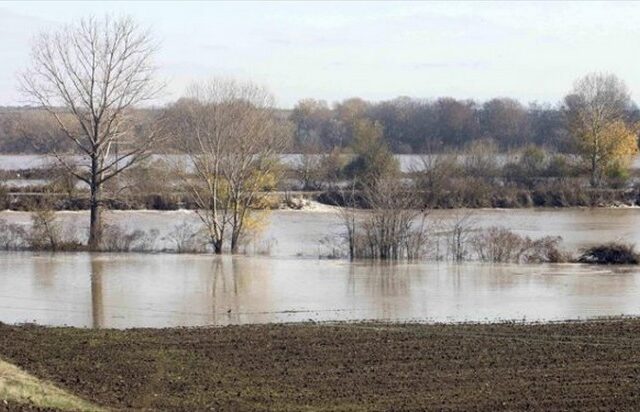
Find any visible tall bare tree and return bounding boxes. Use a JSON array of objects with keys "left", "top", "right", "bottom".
[
  {"left": 20, "top": 15, "right": 162, "bottom": 250},
  {"left": 165, "top": 78, "right": 291, "bottom": 254}
]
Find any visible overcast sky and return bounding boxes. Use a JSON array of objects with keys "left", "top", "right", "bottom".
[{"left": 1, "top": 1, "right": 639, "bottom": 108}]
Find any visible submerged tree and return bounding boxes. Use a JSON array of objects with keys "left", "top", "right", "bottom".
[
  {"left": 339, "top": 178, "right": 431, "bottom": 261},
  {"left": 20, "top": 15, "right": 162, "bottom": 250},
  {"left": 564, "top": 73, "right": 638, "bottom": 187},
  {"left": 166, "top": 78, "right": 291, "bottom": 254}
]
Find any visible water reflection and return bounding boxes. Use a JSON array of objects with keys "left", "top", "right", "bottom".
[
  {"left": 206, "top": 257, "right": 271, "bottom": 324},
  {"left": 2, "top": 252, "right": 640, "bottom": 328},
  {"left": 90, "top": 257, "right": 104, "bottom": 328}
]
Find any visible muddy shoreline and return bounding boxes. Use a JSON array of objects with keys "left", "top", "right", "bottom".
[{"left": 2, "top": 318, "right": 640, "bottom": 410}]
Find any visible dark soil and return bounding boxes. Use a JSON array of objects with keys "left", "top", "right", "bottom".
[{"left": 1, "top": 319, "right": 640, "bottom": 411}]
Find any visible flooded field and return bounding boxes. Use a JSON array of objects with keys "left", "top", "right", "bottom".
[
  {"left": 0, "top": 208, "right": 639, "bottom": 328},
  {"left": 2, "top": 207, "right": 639, "bottom": 255}
]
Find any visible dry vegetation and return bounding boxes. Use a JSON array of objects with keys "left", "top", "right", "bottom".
[
  {"left": 0, "top": 359, "right": 101, "bottom": 411},
  {"left": 578, "top": 242, "right": 640, "bottom": 265}
]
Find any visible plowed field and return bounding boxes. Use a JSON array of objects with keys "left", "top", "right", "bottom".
[{"left": 1, "top": 319, "right": 639, "bottom": 411}]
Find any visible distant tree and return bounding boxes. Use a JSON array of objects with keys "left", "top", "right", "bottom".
[
  {"left": 367, "top": 97, "right": 418, "bottom": 153},
  {"left": 20, "top": 16, "right": 162, "bottom": 250},
  {"left": 333, "top": 97, "right": 370, "bottom": 147},
  {"left": 563, "top": 73, "right": 639, "bottom": 187},
  {"left": 290, "top": 98, "right": 332, "bottom": 148},
  {"left": 410, "top": 100, "right": 439, "bottom": 151},
  {"left": 480, "top": 98, "right": 530, "bottom": 149},
  {"left": 344, "top": 119, "right": 399, "bottom": 188},
  {"left": 0, "top": 110, "right": 74, "bottom": 153},
  {"left": 434, "top": 98, "right": 478, "bottom": 148},
  {"left": 528, "top": 103, "right": 571, "bottom": 151},
  {"left": 334, "top": 98, "right": 369, "bottom": 125}
]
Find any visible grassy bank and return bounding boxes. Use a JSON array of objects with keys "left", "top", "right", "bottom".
[
  {"left": 1, "top": 319, "right": 640, "bottom": 411},
  {"left": 0, "top": 359, "right": 102, "bottom": 411}
]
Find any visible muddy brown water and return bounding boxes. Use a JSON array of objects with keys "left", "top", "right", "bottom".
[{"left": 0, "top": 208, "right": 639, "bottom": 328}]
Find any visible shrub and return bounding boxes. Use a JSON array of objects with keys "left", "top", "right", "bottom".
[
  {"left": 28, "top": 210, "right": 83, "bottom": 251},
  {"left": 101, "top": 225, "right": 159, "bottom": 252},
  {"left": 545, "top": 155, "right": 577, "bottom": 180},
  {"left": 29, "top": 209, "right": 63, "bottom": 251},
  {"left": 0, "top": 219, "right": 27, "bottom": 250},
  {"left": 578, "top": 242, "right": 639, "bottom": 265},
  {"left": 471, "top": 226, "right": 566, "bottom": 263},
  {"left": 605, "top": 160, "right": 631, "bottom": 189},
  {"left": 165, "top": 222, "right": 207, "bottom": 253},
  {"left": 0, "top": 185, "right": 10, "bottom": 210}
]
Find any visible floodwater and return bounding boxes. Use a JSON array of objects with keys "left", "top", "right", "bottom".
[
  {"left": 1, "top": 154, "right": 639, "bottom": 173},
  {"left": 0, "top": 208, "right": 639, "bottom": 328}
]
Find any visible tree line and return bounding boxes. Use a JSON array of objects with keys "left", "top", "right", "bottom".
[
  {"left": 290, "top": 95, "right": 640, "bottom": 154},
  {"left": 5, "top": 87, "right": 639, "bottom": 156}
]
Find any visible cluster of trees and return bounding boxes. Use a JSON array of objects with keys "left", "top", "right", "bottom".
[
  {"left": 17, "top": 16, "right": 290, "bottom": 252},
  {"left": 8, "top": 14, "right": 640, "bottom": 257},
  {"left": 0, "top": 108, "right": 75, "bottom": 153},
  {"left": 290, "top": 95, "right": 639, "bottom": 154},
  {"left": 6, "top": 76, "right": 640, "bottom": 161}
]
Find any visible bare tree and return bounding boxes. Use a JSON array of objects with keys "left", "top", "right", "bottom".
[
  {"left": 336, "top": 182, "right": 359, "bottom": 260},
  {"left": 446, "top": 211, "right": 476, "bottom": 262},
  {"left": 20, "top": 15, "right": 162, "bottom": 250},
  {"left": 165, "top": 78, "right": 292, "bottom": 254},
  {"left": 338, "top": 178, "right": 431, "bottom": 261}
]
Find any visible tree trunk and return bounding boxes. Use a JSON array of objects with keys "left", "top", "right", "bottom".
[
  {"left": 590, "top": 154, "right": 599, "bottom": 188},
  {"left": 88, "top": 190, "right": 102, "bottom": 251},
  {"left": 88, "top": 159, "right": 102, "bottom": 251},
  {"left": 230, "top": 235, "right": 239, "bottom": 254},
  {"left": 213, "top": 240, "right": 223, "bottom": 254}
]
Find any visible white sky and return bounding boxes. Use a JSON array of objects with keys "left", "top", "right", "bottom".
[{"left": 1, "top": 1, "right": 639, "bottom": 108}]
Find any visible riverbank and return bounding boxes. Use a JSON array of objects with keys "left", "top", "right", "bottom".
[
  {"left": 2, "top": 185, "right": 640, "bottom": 211},
  {"left": 1, "top": 318, "right": 640, "bottom": 411}
]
